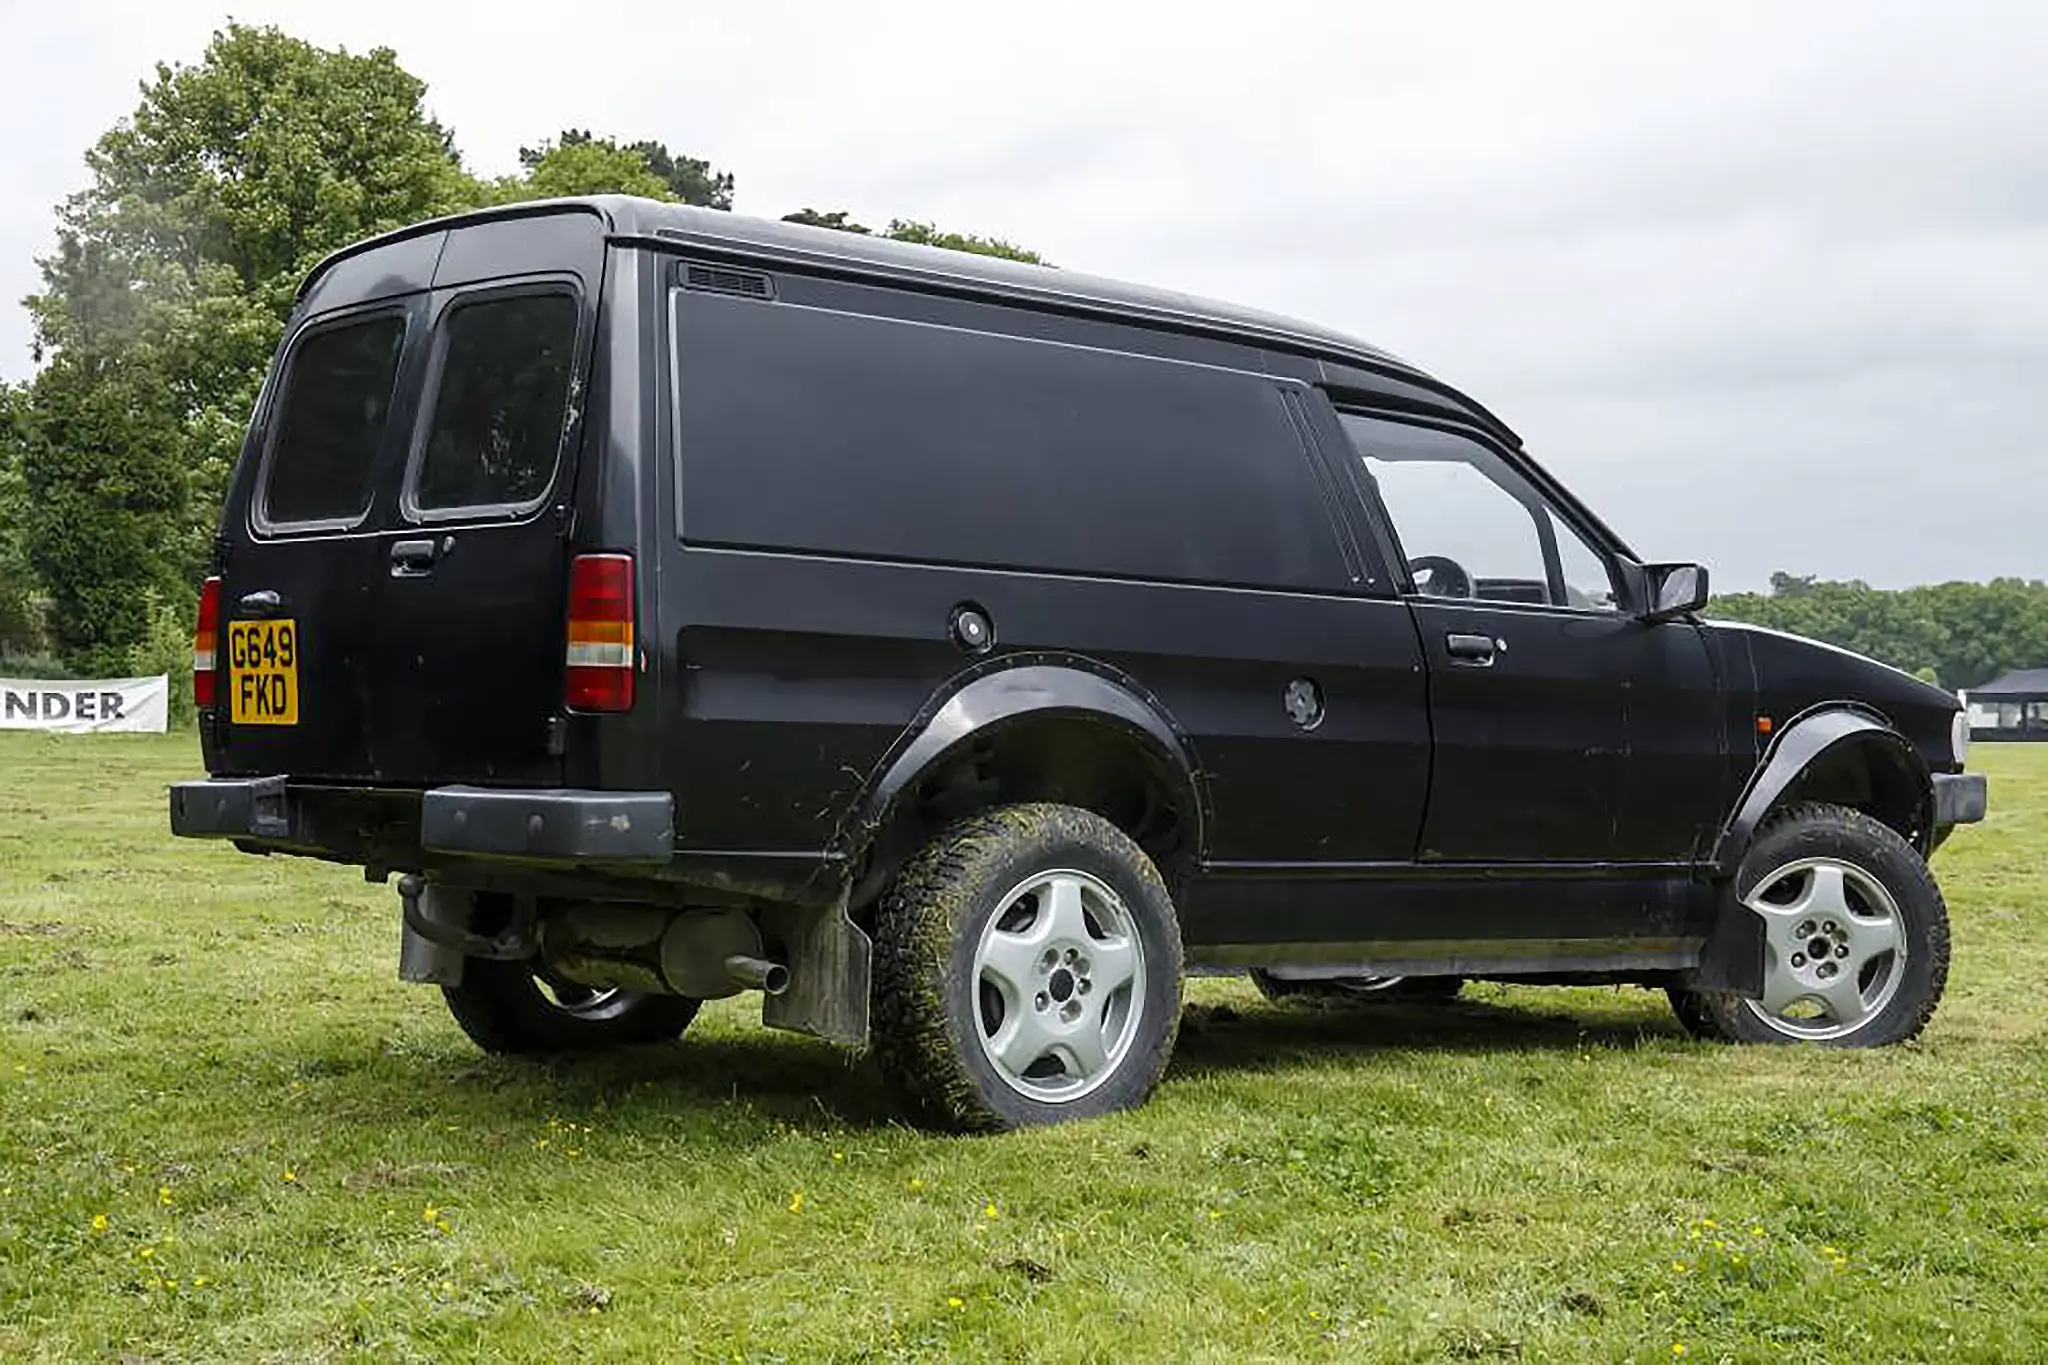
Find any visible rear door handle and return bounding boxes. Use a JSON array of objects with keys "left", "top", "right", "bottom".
[
  {"left": 1445, "top": 632, "right": 1498, "bottom": 665},
  {"left": 389, "top": 538, "right": 440, "bottom": 576}
]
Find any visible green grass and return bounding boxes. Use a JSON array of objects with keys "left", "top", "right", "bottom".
[{"left": 2, "top": 734, "right": 2043, "bottom": 1363}]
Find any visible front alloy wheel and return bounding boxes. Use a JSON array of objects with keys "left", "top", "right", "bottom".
[
  {"left": 1741, "top": 856, "right": 1908, "bottom": 1039},
  {"left": 1669, "top": 802, "right": 1949, "bottom": 1047}
]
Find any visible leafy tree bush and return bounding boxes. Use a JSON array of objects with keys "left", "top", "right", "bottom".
[{"left": 1708, "top": 575, "right": 2048, "bottom": 690}]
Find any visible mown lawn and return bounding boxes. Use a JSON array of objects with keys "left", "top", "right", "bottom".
[{"left": 1, "top": 733, "right": 2042, "bottom": 1363}]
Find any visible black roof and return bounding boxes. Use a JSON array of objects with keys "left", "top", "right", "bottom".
[
  {"left": 606, "top": 197, "right": 1411, "bottom": 364},
  {"left": 300, "top": 196, "right": 1517, "bottom": 446},
  {"left": 1970, "top": 668, "right": 2048, "bottom": 697}
]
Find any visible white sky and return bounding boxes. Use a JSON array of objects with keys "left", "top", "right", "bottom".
[{"left": 3, "top": 0, "right": 2043, "bottom": 590}]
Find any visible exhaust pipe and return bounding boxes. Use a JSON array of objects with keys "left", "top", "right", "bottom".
[{"left": 724, "top": 954, "right": 790, "bottom": 996}]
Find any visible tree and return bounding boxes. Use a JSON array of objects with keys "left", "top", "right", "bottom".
[
  {"left": 20, "top": 23, "right": 474, "bottom": 668},
  {"left": 506, "top": 135, "right": 677, "bottom": 202},
  {"left": 781, "top": 209, "right": 1048, "bottom": 264},
  {"left": 881, "top": 218, "right": 1047, "bottom": 264},
  {"left": 1708, "top": 571, "right": 2048, "bottom": 690},
  {"left": 517, "top": 130, "right": 732, "bottom": 207},
  {"left": 0, "top": 384, "right": 40, "bottom": 655},
  {"left": 17, "top": 358, "right": 188, "bottom": 674}
]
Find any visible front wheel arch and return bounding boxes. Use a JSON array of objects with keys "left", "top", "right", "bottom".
[{"left": 1714, "top": 707, "right": 1932, "bottom": 874}]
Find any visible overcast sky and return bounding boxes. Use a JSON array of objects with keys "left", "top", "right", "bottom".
[{"left": 3, "top": 0, "right": 2042, "bottom": 590}]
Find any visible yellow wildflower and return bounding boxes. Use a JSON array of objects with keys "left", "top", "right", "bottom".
[
  {"left": 983, "top": 1202, "right": 999, "bottom": 1219},
  {"left": 907, "top": 1178, "right": 925, "bottom": 1193},
  {"left": 788, "top": 1190, "right": 804, "bottom": 1214},
  {"left": 158, "top": 1186, "right": 173, "bottom": 1207},
  {"left": 281, "top": 1168, "right": 297, "bottom": 1184},
  {"left": 90, "top": 1213, "right": 109, "bottom": 1234},
  {"left": 947, "top": 1296, "right": 964, "bottom": 1309},
  {"left": 193, "top": 1276, "right": 211, "bottom": 1288},
  {"left": 1672, "top": 1346, "right": 1688, "bottom": 1358}
]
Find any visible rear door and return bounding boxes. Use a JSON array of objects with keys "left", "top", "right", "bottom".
[
  {"left": 216, "top": 299, "right": 425, "bottom": 781},
  {"left": 366, "top": 275, "right": 593, "bottom": 785},
  {"left": 217, "top": 208, "right": 607, "bottom": 787}
]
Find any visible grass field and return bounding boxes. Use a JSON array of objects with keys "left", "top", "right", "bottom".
[{"left": 1, "top": 734, "right": 2043, "bottom": 1362}]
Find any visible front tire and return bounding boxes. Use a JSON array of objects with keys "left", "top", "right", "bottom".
[
  {"left": 1669, "top": 802, "right": 1948, "bottom": 1047},
  {"left": 870, "top": 804, "right": 1184, "bottom": 1132}
]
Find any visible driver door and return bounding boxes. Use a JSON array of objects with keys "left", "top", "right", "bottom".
[{"left": 1337, "top": 412, "right": 1653, "bottom": 864}]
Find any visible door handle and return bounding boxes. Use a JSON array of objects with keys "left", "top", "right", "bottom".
[
  {"left": 389, "top": 538, "right": 440, "bottom": 576},
  {"left": 1445, "top": 632, "right": 1498, "bottom": 665}
]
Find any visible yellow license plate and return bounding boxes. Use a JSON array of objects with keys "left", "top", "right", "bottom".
[{"left": 227, "top": 619, "right": 300, "bottom": 726}]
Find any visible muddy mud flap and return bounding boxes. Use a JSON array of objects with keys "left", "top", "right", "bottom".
[
  {"left": 1685, "top": 889, "right": 1767, "bottom": 997},
  {"left": 760, "top": 897, "right": 872, "bottom": 1047}
]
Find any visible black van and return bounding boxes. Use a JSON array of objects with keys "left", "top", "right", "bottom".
[{"left": 171, "top": 198, "right": 1986, "bottom": 1131}]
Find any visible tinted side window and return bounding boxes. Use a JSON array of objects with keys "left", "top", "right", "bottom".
[
  {"left": 414, "top": 292, "right": 579, "bottom": 511},
  {"left": 262, "top": 315, "right": 405, "bottom": 526},
  {"left": 1340, "top": 412, "right": 1616, "bottom": 611},
  {"left": 673, "top": 294, "right": 1350, "bottom": 590}
]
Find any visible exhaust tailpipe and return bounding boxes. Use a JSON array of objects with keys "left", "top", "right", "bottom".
[{"left": 724, "top": 954, "right": 790, "bottom": 996}]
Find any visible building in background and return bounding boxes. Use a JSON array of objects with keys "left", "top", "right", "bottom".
[{"left": 1964, "top": 668, "right": 2048, "bottom": 742}]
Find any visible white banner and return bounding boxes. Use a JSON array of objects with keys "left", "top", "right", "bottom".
[{"left": 0, "top": 676, "right": 169, "bottom": 734}]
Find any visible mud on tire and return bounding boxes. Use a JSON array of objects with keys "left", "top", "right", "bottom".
[{"left": 869, "top": 803, "right": 1184, "bottom": 1132}]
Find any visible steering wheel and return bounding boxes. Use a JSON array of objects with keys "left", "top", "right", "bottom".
[{"left": 1407, "top": 555, "right": 1475, "bottom": 599}]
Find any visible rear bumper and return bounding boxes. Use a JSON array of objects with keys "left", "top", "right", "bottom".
[
  {"left": 1931, "top": 772, "right": 1987, "bottom": 829},
  {"left": 170, "top": 777, "right": 675, "bottom": 867}
]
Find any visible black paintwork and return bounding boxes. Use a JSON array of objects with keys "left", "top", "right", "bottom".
[
  {"left": 181, "top": 196, "right": 1983, "bottom": 983},
  {"left": 419, "top": 787, "right": 674, "bottom": 864}
]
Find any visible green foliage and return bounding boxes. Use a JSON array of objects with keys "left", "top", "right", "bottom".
[
  {"left": 0, "top": 384, "right": 40, "bottom": 653},
  {"left": 29, "top": 23, "right": 473, "bottom": 356},
  {"left": 17, "top": 357, "right": 190, "bottom": 676},
  {"left": 17, "top": 23, "right": 473, "bottom": 672},
  {"left": 503, "top": 136, "right": 680, "bottom": 202},
  {"left": 883, "top": 218, "right": 1048, "bottom": 264},
  {"left": 1709, "top": 574, "right": 2048, "bottom": 690},
  {"left": 133, "top": 587, "right": 198, "bottom": 726},
  {"left": 783, "top": 209, "right": 1050, "bottom": 263},
  {"left": 519, "top": 130, "right": 733, "bottom": 208}
]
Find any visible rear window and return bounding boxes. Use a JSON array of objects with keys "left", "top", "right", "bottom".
[
  {"left": 413, "top": 292, "right": 580, "bottom": 512},
  {"left": 261, "top": 315, "right": 405, "bottom": 526}
]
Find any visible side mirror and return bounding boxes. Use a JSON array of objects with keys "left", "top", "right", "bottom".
[{"left": 1644, "top": 562, "right": 1710, "bottom": 621}]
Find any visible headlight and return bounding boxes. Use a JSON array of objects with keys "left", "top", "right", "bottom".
[{"left": 1951, "top": 708, "right": 1971, "bottom": 767}]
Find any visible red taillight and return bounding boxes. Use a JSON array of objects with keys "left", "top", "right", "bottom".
[
  {"left": 565, "top": 553, "right": 635, "bottom": 712},
  {"left": 193, "top": 576, "right": 221, "bottom": 710}
]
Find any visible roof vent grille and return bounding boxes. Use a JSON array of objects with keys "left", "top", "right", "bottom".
[{"left": 684, "top": 264, "right": 774, "bottom": 299}]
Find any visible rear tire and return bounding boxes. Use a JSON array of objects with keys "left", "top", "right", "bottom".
[
  {"left": 442, "top": 958, "right": 699, "bottom": 1055},
  {"left": 1668, "top": 802, "right": 1947, "bottom": 1047},
  {"left": 1250, "top": 970, "right": 1464, "bottom": 1004},
  {"left": 870, "top": 803, "right": 1184, "bottom": 1132}
]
